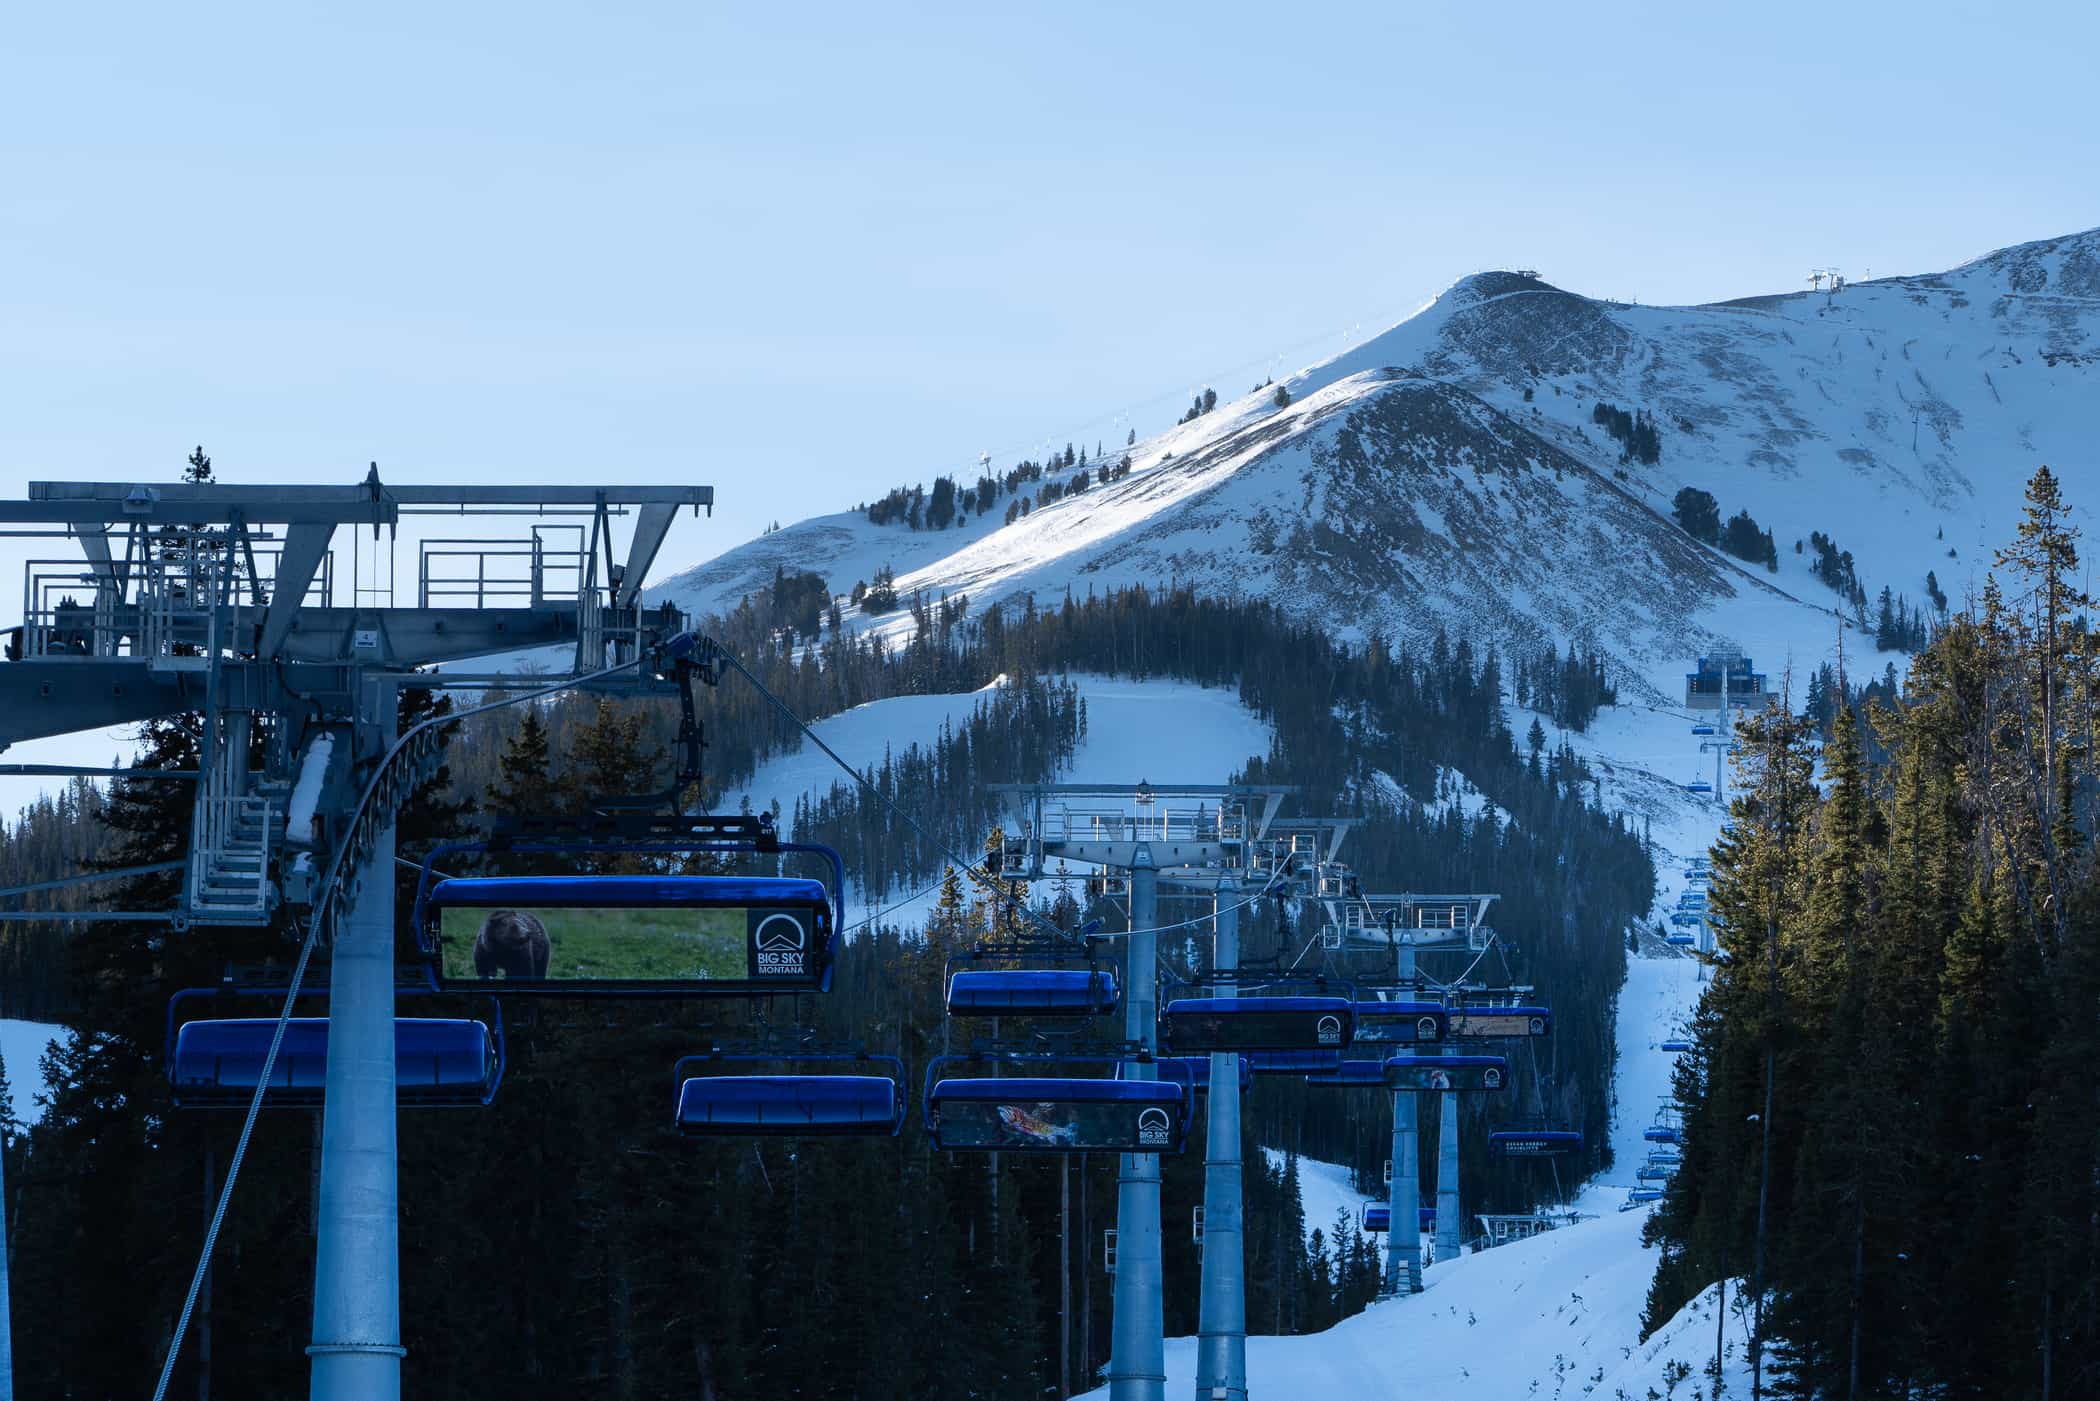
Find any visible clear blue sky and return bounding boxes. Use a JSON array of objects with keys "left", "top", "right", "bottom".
[{"left": 2, "top": 0, "right": 2095, "bottom": 568}]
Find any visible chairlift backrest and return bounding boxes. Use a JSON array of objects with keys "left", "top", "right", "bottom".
[
  {"left": 1446, "top": 1006, "right": 1552, "bottom": 1039},
  {"left": 1161, "top": 996, "right": 1352, "bottom": 1052},
  {"left": 1348, "top": 1001, "right": 1447, "bottom": 1045},
  {"left": 1382, "top": 1054, "right": 1509, "bottom": 1092},
  {"left": 926, "top": 1073, "right": 1187, "bottom": 1154},
  {"left": 945, "top": 966, "right": 1119, "bottom": 1018}
]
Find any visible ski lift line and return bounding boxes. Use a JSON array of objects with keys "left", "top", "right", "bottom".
[{"left": 149, "top": 652, "right": 649, "bottom": 1401}]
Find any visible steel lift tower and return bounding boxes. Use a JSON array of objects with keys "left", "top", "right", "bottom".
[
  {"left": 1318, "top": 887, "right": 1499, "bottom": 1287},
  {"left": 0, "top": 473, "right": 710, "bottom": 1400},
  {"left": 995, "top": 783, "right": 1290, "bottom": 1401},
  {"left": 1145, "top": 815, "right": 1348, "bottom": 1401}
]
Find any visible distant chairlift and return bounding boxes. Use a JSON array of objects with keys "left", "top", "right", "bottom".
[
  {"left": 1489, "top": 1126, "right": 1583, "bottom": 1158},
  {"left": 673, "top": 1049, "right": 907, "bottom": 1138},
  {"left": 1361, "top": 1205, "right": 1437, "bottom": 1234},
  {"left": 1160, "top": 982, "right": 1354, "bottom": 1053},
  {"left": 1446, "top": 1004, "right": 1553, "bottom": 1040},
  {"left": 1690, "top": 723, "right": 1718, "bottom": 737},
  {"left": 924, "top": 1059, "right": 1189, "bottom": 1154},
  {"left": 1666, "top": 932, "right": 1698, "bottom": 946},
  {"left": 1659, "top": 1038, "right": 1692, "bottom": 1053},
  {"left": 1382, "top": 1054, "right": 1510, "bottom": 1092},
  {"left": 1684, "top": 779, "right": 1714, "bottom": 795},
  {"left": 1348, "top": 1000, "right": 1449, "bottom": 1046},
  {"left": 1643, "top": 1124, "right": 1681, "bottom": 1144}
]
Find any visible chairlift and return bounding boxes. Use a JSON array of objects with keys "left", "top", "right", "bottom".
[
  {"left": 1643, "top": 1124, "right": 1681, "bottom": 1144},
  {"left": 943, "top": 941, "right": 1119, "bottom": 1018},
  {"left": 1659, "top": 1038, "right": 1691, "bottom": 1053},
  {"left": 1160, "top": 980, "right": 1354, "bottom": 1053},
  {"left": 1363, "top": 1205, "right": 1435, "bottom": 1233},
  {"left": 1623, "top": 1187, "right": 1665, "bottom": 1206},
  {"left": 1666, "top": 933, "right": 1697, "bottom": 946},
  {"left": 1382, "top": 1054, "right": 1509, "bottom": 1092},
  {"left": 1489, "top": 1127, "right": 1583, "bottom": 1157},
  {"left": 413, "top": 813, "right": 844, "bottom": 997},
  {"left": 1636, "top": 1161, "right": 1675, "bottom": 1182},
  {"left": 925, "top": 1057, "right": 1188, "bottom": 1154},
  {"left": 1683, "top": 779, "right": 1714, "bottom": 795},
  {"left": 1446, "top": 1004, "right": 1552, "bottom": 1040},
  {"left": 1348, "top": 1000, "right": 1448, "bottom": 1046},
  {"left": 1690, "top": 723, "right": 1717, "bottom": 737},
  {"left": 673, "top": 1048, "right": 906, "bottom": 1137},
  {"left": 166, "top": 987, "right": 503, "bottom": 1109}
]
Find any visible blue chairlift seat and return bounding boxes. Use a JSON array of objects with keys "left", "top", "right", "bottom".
[
  {"left": 1626, "top": 1187, "right": 1665, "bottom": 1204},
  {"left": 945, "top": 967, "right": 1119, "bottom": 1017},
  {"left": 1691, "top": 723, "right": 1718, "bottom": 736},
  {"left": 1644, "top": 1125, "right": 1680, "bottom": 1143},
  {"left": 168, "top": 1017, "right": 500, "bottom": 1109},
  {"left": 1659, "top": 1038, "right": 1691, "bottom": 1053},
  {"left": 1301, "top": 1060, "right": 1389, "bottom": 1088},
  {"left": 1161, "top": 996, "right": 1352, "bottom": 1053},
  {"left": 1670, "top": 912, "right": 1700, "bottom": 927},
  {"left": 1152, "top": 1056, "right": 1254, "bottom": 1094},
  {"left": 1684, "top": 780, "right": 1714, "bottom": 794},
  {"left": 1666, "top": 933, "right": 1697, "bottom": 946},
  {"left": 1636, "top": 1162, "right": 1675, "bottom": 1182},
  {"left": 1382, "top": 1054, "right": 1509, "bottom": 1092},
  {"left": 1362, "top": 1205, "right": 1390, "bottom": 1233},
  {"left": 926, "top": 1076, "right": 1187, "bottom": 1154},
  {"left": 675, "top": 1074, "right": 902, "bottom": 1137},
  {"left": 1348, "top": 1001, "right": 1447, "bottom": 1046},
  {"left": 1447, "top": 1006, "right": 1552, "bottom": 1040},
  {"left": 1489, "top": 1129, "right": 1582, "bottom": 1157}
]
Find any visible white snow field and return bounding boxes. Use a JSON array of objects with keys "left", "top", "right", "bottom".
[{"left": 0, "top": 1018, "right": 63, "bottom": 1125}]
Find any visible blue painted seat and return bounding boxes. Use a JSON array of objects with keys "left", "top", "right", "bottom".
[
  {"left": 1659, "top": 1038, "right": 1691, "bottom": 1053},
  {"left": 1626, "top": 1187, "right": 1664, "bottom": 1204},
  {"left": 1666, "top": 933, "right": 1696, "bottom": 946},
  {"left": 945, "top": 967, "right": 1118, "bottom": 1016},
  {"left": 1643, "top": 1125, "right": 1680, "bottom": 1143},
  {"left": 1362, "top": 1205, "right": 1390, "bottom": 1233},
  {"left": 675, "top": 1074, "right": 901, "bottom": 1136},
  {"left": 1246, "top": 1049, "right": 1346, "bottom": 1074},
  {"left": 1446, "top": 1006, "right": 1552, "bottom": 1039},
  {"left": 169, "top": 1017, "right": 499, "bottom": 1108}
]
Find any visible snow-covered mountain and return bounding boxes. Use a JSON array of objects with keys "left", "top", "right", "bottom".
[{"left": 659, "top": 227, "right": 2100, "bottom": 707}]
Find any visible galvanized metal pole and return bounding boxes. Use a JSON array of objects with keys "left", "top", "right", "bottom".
[
  {"left": 308, "top": 687, "right": 404, "bottom": 1400},
  {"left": 1195, "top": 892, "right": 1246, "bottom": 1400},
  {"left": 1434, "top": 1076, "right": 1461, "bottom": 1264},
  {"left": 1108, "top": 847, "right": 1164, "bottom": 1401},
  {"left": 1383, "top": 943, "right": 1422, "bottom": 1295}
]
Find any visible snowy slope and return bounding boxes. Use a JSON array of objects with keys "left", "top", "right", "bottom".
[
  {"left": 1, "top": 1018, "right": 62, "bottom": 1126},
  {"left": 655, "top": 227, "right": 2099, "bottom": 720}
]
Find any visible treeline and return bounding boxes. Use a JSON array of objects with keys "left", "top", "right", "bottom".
[
  {"left": 0, "top": 777, "right": 120, "bottom": 1019},
  {"left": 1512, "top": 641, "right": 1617, "bottom": 732},
  {"left": 1643, "top": 466, "right": 2100, "bottom": 1396}
]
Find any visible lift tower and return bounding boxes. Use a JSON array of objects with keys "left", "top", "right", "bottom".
[
  {"left": 995, "top": 783, "right": 1290, "bottom": 1401},
  {"left": 1318, "top": 887, "right": 1499, "bottom": 1287},
  {"left": 0, "top": 474, "right": 711, "bottom": 1400}
]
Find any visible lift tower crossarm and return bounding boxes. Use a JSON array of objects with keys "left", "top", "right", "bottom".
[{"left": 15, "top": 480, "right": 713, "bottom": 527}]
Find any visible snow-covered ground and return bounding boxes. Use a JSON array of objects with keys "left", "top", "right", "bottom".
[
  {"left": 1, "top": 1018, "right": 62, "bottom": 1126},
  {"left": 1261, "top": 1147, "right": 1365, "bottom": 1245}
]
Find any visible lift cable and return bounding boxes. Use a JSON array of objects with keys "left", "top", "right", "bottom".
[{"left": 150, "top": 654, "right": 648, "bottom": 1401}]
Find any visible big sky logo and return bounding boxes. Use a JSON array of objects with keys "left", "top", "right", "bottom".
[
  {"left": 1136, "top": 1106, "right": 1172, "bottom": 1148},
  {"left": 750, "top": 909, "right": 809, "bottom": 976}
]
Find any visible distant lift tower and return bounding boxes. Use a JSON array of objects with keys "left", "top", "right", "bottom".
[
  {"left": 1150, "top": 815, "right": 1348, "bottom": 1401},
  {"left": 995, "top": 783, "right": 1291, "bottom": 1401},
  {"left": 0, "top": 474, "right": 710, "bottom": 1401},
  {"left": 1319, "top": 887, "right": 1499, "bottom": 1286}
]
